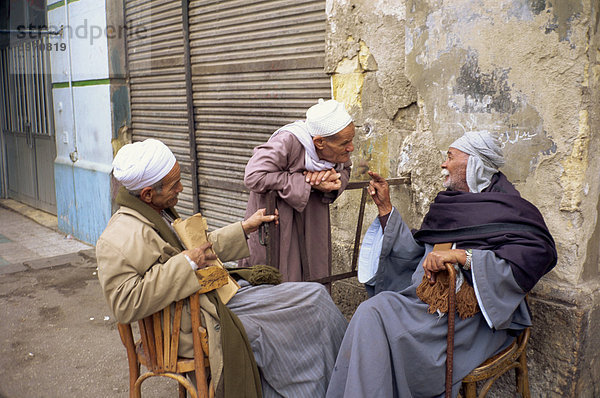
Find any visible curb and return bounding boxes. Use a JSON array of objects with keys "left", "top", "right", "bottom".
[
  {"left": 0, "top": 248, "right": 97, "bottom": 275},
  {"left": 0, "top": 199, "right": 59, "bottom": 232}
]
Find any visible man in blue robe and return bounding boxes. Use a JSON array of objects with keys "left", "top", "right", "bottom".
[{"left": 326, "top": 131, "right": 556, "bottom": 398}]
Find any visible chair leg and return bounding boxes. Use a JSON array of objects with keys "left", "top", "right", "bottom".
[
  {"left": 128, "top": 363, "right": 140, "bottom": 398},
  {"left": 517, "top": 351, "right": 531, "bottom": 398},
  {"left": 462, "top": 381, "right": 476, "bottom": 398},
  {"left": 178, "top": 383, "right": 186, "bottom": 398}
]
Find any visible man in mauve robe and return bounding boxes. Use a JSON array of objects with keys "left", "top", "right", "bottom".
[
  {"left": 240, "top": 99, "right": 355, "bottom": 282},
  {"left": 326, "top": 131, "right": 557, "bottom": 397}
]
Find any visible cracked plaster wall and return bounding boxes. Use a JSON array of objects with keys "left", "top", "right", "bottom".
[{"left": 326, "top": 0, "right": 600, "bottom": 395}]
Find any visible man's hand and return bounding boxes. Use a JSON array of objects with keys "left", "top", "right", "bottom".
[
  {"left": 422, "top": 249, "right": 468, "bottom": 283},
  {"left": 182, "top": 242, "right": 217, "bottom": 269},
  {"left": 312, "top": 178, "right": 342, "bottom": 192},
  {"left": 304, "top": 168, "right": 342, "bottom": 192},
  {"left": 242, "top": 208, "right": 279, "bottom": 235},
  {"left": 304, "top": 168, "right": 336, "bottom": 185},
  {"left": 367, "top": 171, "right": 392, "bottom": 216}
]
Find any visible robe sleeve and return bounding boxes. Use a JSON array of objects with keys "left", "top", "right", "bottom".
[
  {"left": 372, "top": 208, "right": 426, "bottom": 293},
  {"left": 97, "top": 217, "right": 249, "bottom": 324},
  {"left": 471, "top": 250, "right": 530, "bottom": 330},
  {"left": 208, "top": 221, "right": 249, "bottom": 262},
  {"left": 96, "top": 237, "right": 200, "bottom": 324},
  {"left": 244, "top": 132, "right": 311, "bottom": 212}
]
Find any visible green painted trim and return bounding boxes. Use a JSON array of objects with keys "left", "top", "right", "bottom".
[
  {"left": 52, "top": 79, "right": 112, "bottom": 89},
  {"left": 72, "top": 78, "right": 111, "bottom": 87},
  {"left": 47, "top": 0, "right": 65, "bottom": 11},
  {"left": 66, "top": 0, "right": 80, "bottom": 4},
  {"left": 52, "top": 82, "right": 70, "bottom": 89}
]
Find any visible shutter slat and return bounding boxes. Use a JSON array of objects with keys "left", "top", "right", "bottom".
[{"left": 125, "top": 0, "right": 194, "bottom": 215}]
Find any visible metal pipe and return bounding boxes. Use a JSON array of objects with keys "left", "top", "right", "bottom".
[
  {"left": 309, "top": 176, "right": 412, "bottom": 285},
  {"left": 0, "top": 49, "right": 8, "bottom": 197},
  {"left": 182, "top": 0, "right": 199, "bottom": 214},
  {"left": 42, "top": 38, "right": 54, "bottom": 137},
  {"left": 33, "top": 39, "right": 42, "bottom": 135}
]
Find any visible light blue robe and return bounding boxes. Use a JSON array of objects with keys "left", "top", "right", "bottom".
[
  {"left": 326, "top": 209, "right": 530, "bottom": 398},
  {"left": 229, "top": 281, "right": 348, "bottom": 398}
]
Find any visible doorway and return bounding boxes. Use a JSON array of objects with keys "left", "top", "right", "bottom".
[{"left": 0, "top": 38, "right": 56, "bottom": 214}]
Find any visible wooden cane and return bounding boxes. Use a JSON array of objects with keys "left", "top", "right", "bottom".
[
  {"left": 432, "top": 243, "right": 455, "bottom": 398},
  {"left": 445, "top": 261, "right": 457, "bottom": 398}
]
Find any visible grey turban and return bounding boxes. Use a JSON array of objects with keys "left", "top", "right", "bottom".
[{"left": 449, "top": 131, "right": 505, "bottom": 193}]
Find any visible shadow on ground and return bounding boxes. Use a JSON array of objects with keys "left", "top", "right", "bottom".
[{"left": 0, "top": 250, "right": 177, "bottom": 397}]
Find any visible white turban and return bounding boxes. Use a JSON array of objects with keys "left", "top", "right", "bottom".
[
  {"left": 449, "top": 131, "right": 505, "bottom": 193},
  {"left": 112, "top": 139, "right": 176, "bottom": 191},
  {"left": 269, "top": 99, "right": 353, "bottom": 172},
  {"left": 305, "top": 99, "right": 352, "bottom": 137}
]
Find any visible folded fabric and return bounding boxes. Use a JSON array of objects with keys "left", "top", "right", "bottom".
[{"left": 357, "top": 217, "right": 384, "bottom": 285}]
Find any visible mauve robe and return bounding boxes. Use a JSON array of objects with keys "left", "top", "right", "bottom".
[{"left": 240, "top": 130, "right": 351, "bottom": 282}]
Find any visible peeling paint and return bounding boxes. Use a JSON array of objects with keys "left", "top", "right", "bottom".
[
  {"left": 544, "top": 0, "right": 583, "bottom": 43},
  {"left": 352, "top": 132, "right": 390, "bottom": 179},
  {"left": 398, "top": 143, "right": 412, "bottom": 170},
  {"left": 332, "top": 39, "right": 373, "bottom": 111},
  {"left": 374, "top": 0, "right": 406, "bottom": 20},
  {"left": 560, "top": 109, "right": 590, "bottom": 211},
  {"left": 358, "top": 40, "right": 377, "bottom": 71},
  {"left": 332, "top": 68, "right": 365, "bottom": 110},
  {"left": 454, "top": 51, "right": 518, "bottom": 114},
  {"left": 327, "top": 0, "right": 600, "bottom": 393}
]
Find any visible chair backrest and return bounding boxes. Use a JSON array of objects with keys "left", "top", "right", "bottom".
[
  {"left": 117, "top": 265, "right": 230, "bottom": 397},
  {"left": 137, "top": 298, "right": 185, "bottom": 373}
]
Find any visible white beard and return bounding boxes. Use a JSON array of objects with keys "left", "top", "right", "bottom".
[{"left": 441, "top": 168, "right": 450, "bottom": 188}]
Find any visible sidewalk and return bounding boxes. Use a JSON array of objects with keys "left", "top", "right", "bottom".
[{"left": 0, "top": 201, "right": 173, "bottom": 397}]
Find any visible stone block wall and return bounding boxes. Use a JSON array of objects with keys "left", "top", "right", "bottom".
[{"left": 326, "top": 0, "right": 600, "bottom": 395}]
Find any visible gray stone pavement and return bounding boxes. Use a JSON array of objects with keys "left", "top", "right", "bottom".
[{"left": 0, "top": 202, "right": 174, "bottom": 398}]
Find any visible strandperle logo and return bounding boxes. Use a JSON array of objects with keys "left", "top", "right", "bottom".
[{"left": 15, "top": 20, "right": 148, "bottom": 45}]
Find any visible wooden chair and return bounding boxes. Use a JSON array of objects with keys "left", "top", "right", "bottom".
[
  {"left": 443, "top": 254, "right": 531, "bottom": 398},
  {"left": 461, "top": 327, "right": 531, "bottom": 398},
  {"left": 117, "top": 266, "right": 230, "bottom": 398}
]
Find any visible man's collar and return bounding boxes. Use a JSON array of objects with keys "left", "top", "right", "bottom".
[{"left": 115, "top": 187, "right": 183, "bottom": 250}]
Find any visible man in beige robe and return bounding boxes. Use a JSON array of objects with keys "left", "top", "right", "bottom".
[{"left": 97, "top": 139, "right": 347, "bottom": 398}]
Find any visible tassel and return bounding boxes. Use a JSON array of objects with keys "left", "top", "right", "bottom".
[
  {"left": 416, "top": 271, "right": 480, "bottom": 319},
  {"left": 417, "top": 273, "right": 449, "bottom": 314},
  {"left": 246, "top": 265, "right": 283, "bottom": 286},
  {"left": 456, "top": 282, "right": 479, "bottom": 319}
]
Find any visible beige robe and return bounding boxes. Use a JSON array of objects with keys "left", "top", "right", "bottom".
[{"left": 96, "top": 206, "right": 248, "bottom": 358}]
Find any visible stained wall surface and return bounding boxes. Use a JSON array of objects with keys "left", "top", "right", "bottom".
[
  {"left": 47, "top": 0, "right": 129, "bottom": 244},
  {"left": 326, "top": 0, "right": 600, "bottom": 395}
]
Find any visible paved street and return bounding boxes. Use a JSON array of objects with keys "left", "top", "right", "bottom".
[{"left": 0, "top": 201, "right": 173, "bottom": 397}]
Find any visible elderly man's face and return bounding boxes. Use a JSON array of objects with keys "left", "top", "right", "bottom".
[
  {"left": 441, "top": 147, "right": 469, "bottom": 192},
  {"left": 149, "top": 161, "right": 183, "bottom": 211},
  {"left": 314, "top": 122, "right": 355, "bottom": 164}
]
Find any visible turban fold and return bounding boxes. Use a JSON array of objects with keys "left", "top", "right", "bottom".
[
  {"left": 450, "top": 131, "right": 505, "bottom": 193},
  {"left": 305, "top": 99, "right": 352, "bottom": 137},
  {"left": 112, "top": 139, "right": 176, "bottom": 191}
]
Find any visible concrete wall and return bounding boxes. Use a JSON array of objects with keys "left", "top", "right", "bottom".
[
  {"left": 326, "top": 0, "right": 600, "bottom": 396},
  {"left": 47, "top": 0, "right": 129, "bottom": 244}
]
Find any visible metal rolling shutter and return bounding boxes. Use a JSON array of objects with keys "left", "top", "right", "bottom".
[
  {"left": 188, "top": 0, "right": 330, "bottom": 230},
  {"left": 125, "top": 0, "right": 195, "bottom": 217}
]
